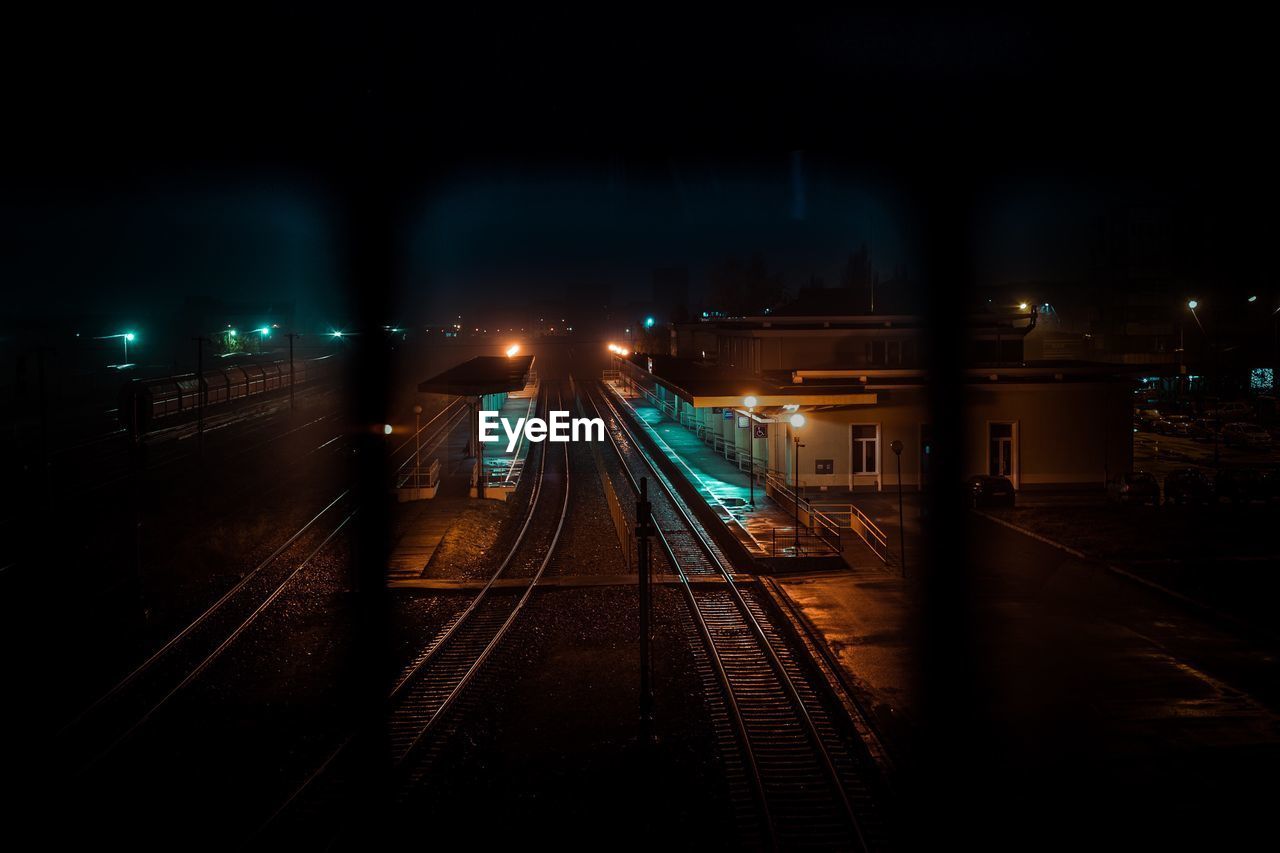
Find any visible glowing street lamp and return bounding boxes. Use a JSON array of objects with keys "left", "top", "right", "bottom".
[
  {"left": 743, "top": 396, "right": 760, "bottom": 505},
  {"left": 96, "top": 332, "right": 137, "bottom": 364},
  {"left": 505, "top": 343, "right": 520, "bottom": 357},
  {"left": 644, "top": 316, "right": 655, "bottom": 329},
  {"left": 789, "top": 411, "right": 806, "bottom": 553},
  {"left": 1187, "top": 299, "right": 1204, "bottom": 334}
]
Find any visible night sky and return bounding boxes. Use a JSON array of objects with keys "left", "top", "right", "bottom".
[{"left": 3, "top": 8, "right": 1275, "bottom": 333}]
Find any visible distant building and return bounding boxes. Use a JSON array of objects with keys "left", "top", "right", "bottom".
[{"left": 635, "top": 310, "right": 1134, "bottom": 492}]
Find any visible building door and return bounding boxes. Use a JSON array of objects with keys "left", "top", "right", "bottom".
[{"left": 988, "top": 422, "right": 1015, "bottom": 482}]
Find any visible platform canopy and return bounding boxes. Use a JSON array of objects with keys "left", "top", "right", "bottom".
[{"left": 417, "top": 355, "right": 535, "bottom": 396}]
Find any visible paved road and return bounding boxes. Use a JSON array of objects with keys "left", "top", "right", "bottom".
[{"left": 957, "top": 513, "right": 1280, "bottom": 847}]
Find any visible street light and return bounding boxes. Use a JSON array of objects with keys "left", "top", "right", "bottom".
[
  {"left": 743, "top": 396, "right": 759, "bottom": 506},
  {"left": 506, "top": 343, "right": 520, "bottom": 357},
  {"left": 790, "top": 412, "right": 806, "bottom": 554},
  {"left": 97, "top": 332, "right": 137, "bottom": 364}
]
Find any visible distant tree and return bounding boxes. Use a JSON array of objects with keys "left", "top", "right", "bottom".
[
  {"left": 840, "top": 243, "right": 878, "bottom": 312},
  {"left": 707, "top": 253, "right": 787, "bottom": 316}
]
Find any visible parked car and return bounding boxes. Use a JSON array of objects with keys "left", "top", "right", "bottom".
[
  {"left": 1107, "top": 471, "right": 1160, "bottom": 505},
  {"left": 1222, "top": 422, "right": 1273, "bottom": 448},
  {"left": 1188, "top": 418, "right": 1220, "bottom": 441},
  {"left": 1164, "top": 468, "right": 1215, "bottom": 505},
  {"left": 965, "top": 475, "right": 1015, "bottom": 508},
  {"left": 1215, "top": 467, "right": 1273, "bottom": 505},
  {"left": 1208, "top": 402, "right": 1253, "bottom": 421},
  {"left": 1153, "top": 415, "right": 1193, "bottom": 436},
  {"left": 1134, "top": 409, "right": 1162, "bottom": 431}
]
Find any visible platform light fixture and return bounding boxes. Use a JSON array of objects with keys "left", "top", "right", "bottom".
[
  {"left": 789, "top": 412, "right": 806, "bottom": 429},
  {"left": 743, "top": 395, "right": 758, "bottom": 409},
  {"left": 505, "top": 343, "right": 520, "bottom": 357}
]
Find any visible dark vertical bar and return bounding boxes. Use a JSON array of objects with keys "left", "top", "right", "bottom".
[
  {"left": 288, "top": 332, "right": 296, "bottom": 413},
  {"left": 336, "top": 37, "right": 394, "bottom": 842},
  {"left": 195, "top": 336, "right": 204, "bottom": 456},
  {"left": 36, "top": 348, "right": 50, "bottom": 505},
  {"left": 914, "top": 175, "right": 981, "bottom": 849},
  {"left": 636, "top": 477, "right": 653, "bottom": 736}
]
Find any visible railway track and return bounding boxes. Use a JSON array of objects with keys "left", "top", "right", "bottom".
[
  {"left": 56, "top": 396, "right": 471, "bottom": 774},
  {"left": 260, "top": 385, "right": 570, "bottom": 842},
  {"left": 582, "top": 379, "right": 886, "bottom": 851}
]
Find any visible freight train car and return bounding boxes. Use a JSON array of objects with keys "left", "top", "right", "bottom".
[{"left": 118, "top": 355, "right": 336, "bottom": 433}]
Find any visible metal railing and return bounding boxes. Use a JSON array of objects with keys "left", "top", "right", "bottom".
[
  {"left": 767, "top": 526, "right": 839, "bottom": 557},
  {"left": 761, "top": 472, "right": 842, "bottom": 555},
  {"left": 397, "top": 457, "right": 441, "bottom": 491},
  {"left": 812, "top": 501, "right": 890, "bottom": 565}
]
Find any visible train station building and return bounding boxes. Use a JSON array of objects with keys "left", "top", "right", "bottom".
[{"left": 614, "top": 312, "right": 1134, "bottom": 493}]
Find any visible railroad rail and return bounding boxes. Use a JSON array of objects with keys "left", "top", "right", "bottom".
[
  {"left": 583, "top": 380, "right": 883, "bottom": 851},
  {"left": 261, "top": 386, "right": 570, "bottom": 842},
  {"left": 57, "top": 396, "right": 470, "bottom": 774}
]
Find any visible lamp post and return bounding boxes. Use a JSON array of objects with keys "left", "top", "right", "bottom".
[
  {"left": 96, "top": 332, "right": 137, "bottom": 365},
  {"left": 790, "top": 412, "right": 806, "bottom": 554},
  {"left": 286, "top": 332, "right": 298, "bottom": 413},
  {"left": 1187, "top": 299, "right": 1219, "bottom": 465},
  {"left": 195, "top": 336, "right": 209, "bottom": 456},
  {"left": 890, "top": 439, "right": 906, "bottom": 578},
  {"left": 744, "top": 396, "right": 758, "bottom": 506}
]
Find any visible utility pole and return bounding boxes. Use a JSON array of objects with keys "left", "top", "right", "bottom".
[
  {"left": 413, "top": 404, "right": 422, "bottom": 488},
  {"left": 636, "top": 476, "right": 654, "bottom": 738},
  {"left": 286, "top": 332, "right": 298, "bottom": 413},
  {"left": 195, "top": 336, "right": 207, "bottom": 457},
  {"left": 793, "top": 436, "right": 805, "bottom": 554},
  {"left": 891, "top": 439, "right": 906, "bottom": 578}
]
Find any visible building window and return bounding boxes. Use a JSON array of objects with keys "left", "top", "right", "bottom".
[
  {"left": 989, "top": 422, "right": 1014, "bottom": 478},
  {"left": 852, "top": 424, "right": 878, "bottom": 474},
  {"left": 867, "top": 339, "right": 885, "bottom": 366}
]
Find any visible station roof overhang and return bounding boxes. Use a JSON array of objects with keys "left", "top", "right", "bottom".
[
  {"left": 418, "top": 354, "right": 535, "bottom": 396},
  {"left": 616, "top": 353, "right": 1136, "bottom": 410}
]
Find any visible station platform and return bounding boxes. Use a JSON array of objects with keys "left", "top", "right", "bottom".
[
  {"left": 474, "top": 383, "right": 539, "bottom": 498},
  {"left": 607, "top": 384, "right": 795, "bottom": 557},
  {"left": 388, "top": 386, "right": 539, "bottom": 580},
  {"left": 608, "top": 382, "right": 906, "bottom": 568}
]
